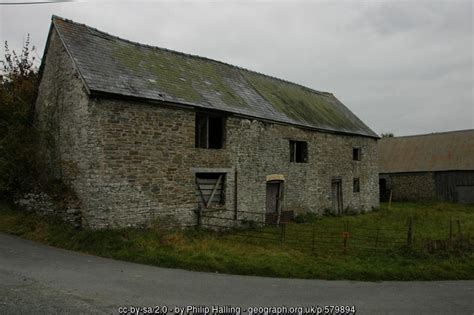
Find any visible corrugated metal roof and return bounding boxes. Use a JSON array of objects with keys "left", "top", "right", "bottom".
[
  {"left": 49, "top": 16, "right": 378, "bottom": 138},
  {"left": 379, "top": 129, "right": 474, "bottom": 173}
]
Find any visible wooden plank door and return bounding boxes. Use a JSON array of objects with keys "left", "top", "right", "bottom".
[{"left": 266, "top": 182, "right": 281, "bottom": 224}]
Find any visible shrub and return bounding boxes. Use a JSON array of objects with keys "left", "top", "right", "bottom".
[{"left": 0, "top": 36, "right": 39, "bottom": 198}]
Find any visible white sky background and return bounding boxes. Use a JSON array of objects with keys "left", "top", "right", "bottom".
[{"left": 1, "top": 0, "right": 473, "bottom": 136}]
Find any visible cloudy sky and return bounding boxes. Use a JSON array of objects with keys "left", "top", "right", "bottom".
[{"left": 1, "top": 0, "right": 472, "bottom": 136}]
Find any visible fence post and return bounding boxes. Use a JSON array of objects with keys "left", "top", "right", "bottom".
[
  {"left": 311, "top": 223, "right": 316, "bottom": 253},
  {"left": 449, "top": 218, "right": 453, "bottom": 241},
  {"left": 407, "top": 217, "right": 413, "bottom": 248},
  {"left": 280, "top": 223, "right": 286, "bottom": 245},
  {"left": 457, "top": 220, "right": 463, "bottom": 238},
  {"left": 375, "top": 227, "right": 380, "bottom": 252},
  {"left": 197, "top": 205, "right": 202, "bottom": 227},
  {"left": 342, "top": 221, "right": 349, "bottom": 254},
  {"left": 388, "top": 189, "right": 393, "bottom": 209},
  {"left": 343, "top": 232, "right": 348, "bottom": 254}
]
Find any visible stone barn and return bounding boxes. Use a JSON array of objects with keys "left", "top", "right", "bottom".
[
  {"left": 379, "top": 130, "right": 474, "bottom": 203},
  {"left": 35, "top": 16, "right": 379, "bottom": 229}
]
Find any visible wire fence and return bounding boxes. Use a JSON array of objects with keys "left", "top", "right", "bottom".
[{"left": 196, "top": 209, "right": 473, "bottom": 257}]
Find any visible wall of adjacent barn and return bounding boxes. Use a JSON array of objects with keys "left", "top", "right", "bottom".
[
  {"left": 435, "top": 171, "right": 474, "bottom": 203},
  {"left": 380, "top": 171, "right": 474, "bottom": 203},
  {"left": 381, "top": 172, "right": 436, "bottom": 201}
]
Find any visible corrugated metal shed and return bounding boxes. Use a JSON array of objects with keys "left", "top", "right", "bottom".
[
  {"left": 47, "top": 16, "right": 378, "bottom": 138},
  {"left": 379, "top": 129, "right": 474, "bottom": 173}
]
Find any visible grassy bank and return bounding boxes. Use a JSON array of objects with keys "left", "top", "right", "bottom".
[{"left": 0, "top": 201, "right": 473, "bottom": 281}]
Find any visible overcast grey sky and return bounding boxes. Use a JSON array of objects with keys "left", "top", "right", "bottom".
[{"left": 1, "top": 0, "right": 472, "bottom": 136}]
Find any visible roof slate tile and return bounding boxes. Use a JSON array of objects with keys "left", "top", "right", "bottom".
[{"left": 51, "top": 16, "right": 378, "bottom": 138}]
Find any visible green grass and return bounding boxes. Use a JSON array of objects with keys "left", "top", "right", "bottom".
[{"left": 0, "top": 201, "right": 473, "bottom": 281}]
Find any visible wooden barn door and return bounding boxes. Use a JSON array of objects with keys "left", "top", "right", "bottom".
[
  {"left": 266, "top": 181, "right": 282, "bottom": 225},
  {"left": 332, "top": 179, "right": 343, "bottom": 214}
]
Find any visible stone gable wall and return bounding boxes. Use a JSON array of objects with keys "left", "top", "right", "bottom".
[{"left": 34, "top": 28, "right": 92, "bottom": 226}]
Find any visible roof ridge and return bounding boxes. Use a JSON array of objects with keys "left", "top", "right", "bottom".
[
  {"left": 51, "top": 15, "right": 333, "bottom": 98},
  {"left": 381, "top": 129, "right": 474, "bottom": 140}
]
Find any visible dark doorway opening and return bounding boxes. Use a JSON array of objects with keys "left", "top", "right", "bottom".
[{"left": 265, "top": 181, "right": 283, "bottom": 225}]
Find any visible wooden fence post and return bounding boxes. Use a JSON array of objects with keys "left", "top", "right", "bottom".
[
  {"left": 457, "top": 220, "right": 463, "bottom": 238},
  {"left": 197, "top": 205, "right": 202, "bottom": 227},
  {"left": 407, "top": 217, "right": 413, "bottom": 248},
  {"left": 280, "top": 223, "right": 286, "bottom": 244},
  {"left": 343, "top": 232, "right": 348, "bottom": 254},
  {"left": 375, "top": 227, "right": 380, "bottom": 252},
  {"left": 449, "top": 218, "right": 453, "bottom": 241},
  {"left": 388, "top": 189, "right": 393, "bottom": 209},
  {"left": 342, "top": 221, "right": 349, "bottom": 254}
]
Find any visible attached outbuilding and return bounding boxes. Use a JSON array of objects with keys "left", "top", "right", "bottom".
[
  {"left": 35, "top": 16, "right": 380, "bottom": 229},
  {"left": 379, "top": 130, "right": 474, "bottom": 203}
]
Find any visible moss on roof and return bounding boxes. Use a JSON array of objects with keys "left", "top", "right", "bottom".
[
  {"left": 242, "top": 71, "right": 357, "bottom": 130},
  {"left": 110, "top": 40, "right": 252, "bottom": 109},
  {"left": 51, "top": 15, "right": 378, "bottom": 138}
]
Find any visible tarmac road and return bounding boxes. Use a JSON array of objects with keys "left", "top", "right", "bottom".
[{"left": 0, "top": 232, "right": 473, "bottom": 314}]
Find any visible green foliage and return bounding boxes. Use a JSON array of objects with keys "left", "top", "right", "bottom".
[
  {"left": 381, "top": 132, "right": 394, "bottom": 138},
  {"left": 294, "top": 212, "right": 320, "bottom": 223},
  {"left": 0, "top": 36, "right": 39, "bottom": 197},
  {"left": 0, "top": 202, "right": 473, "bottom": 280}
]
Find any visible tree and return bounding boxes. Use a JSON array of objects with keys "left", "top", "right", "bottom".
[
  {"left": 0, "top": 35, "right": 39, "bottom": 197},
  {"left": 381, "top": 133, "right": 394, "bottom": 138}
]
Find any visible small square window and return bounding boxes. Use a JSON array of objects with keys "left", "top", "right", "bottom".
[
  {"left": 290, "top": 140, "right": 308, "bottom": 163},
  {"left": 353, "top": 147, "right": 361, "bottom": 161},
  {"left": 195, "top": 113, "right": 225, "bottom": 149},
  {"left": 353, "top": 178, "right": 360, "bottom": 193}
]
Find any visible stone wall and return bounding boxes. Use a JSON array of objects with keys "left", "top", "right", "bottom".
[
  {"left": 384, "top": 172, "right": 436, "bottom": 201},
  {"left": 78, "top": 97, "right": 379, "bottom": 228},
  {"left": 35, "top": 28, "right": 93, "bottom": 226},
  {"left": 36, "top": 30, "right": 380, "bottom": 229},
  {"left": 14, "top": 192, "right": 81, "bottom": 227}
]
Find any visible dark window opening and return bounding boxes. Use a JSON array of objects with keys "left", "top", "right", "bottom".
[
  {"left": 195, "top": 113, "right": 224, "bottom": 149},
  {"left": 290, "top": 140, "right": 308, "bottom": 163},
  {"left": 379, "top": 178, "right": 387, "bottom": 191},
  {"left": 353, "top": 178, "right": 360, "bottom": 193},
  {"left": 195, "top": 173, "right": 225, "bottom": 207},
  {"left": 353, "top": 147, "right": 361, "bottom": 161}
]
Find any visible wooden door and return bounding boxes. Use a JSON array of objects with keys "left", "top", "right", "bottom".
[
  {"left": 332, "top": 179, "right": 343, "bottom": 214},
  {"left": 266, "top": 182, "right": 281, "bottom": 224}
]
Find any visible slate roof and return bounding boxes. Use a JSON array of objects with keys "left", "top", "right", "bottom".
[
  {"left": 379, "top": 129, "right": 474, "bottom": 173},
  {"left": 49, "top": 16, "right": 378, "bottom": 138}
]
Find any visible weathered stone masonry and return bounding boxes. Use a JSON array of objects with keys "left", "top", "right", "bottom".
[
  {"left": 35, "top": 22, "right": 379, "bottom": 229},
  {"left": 382, "top": 172, "right": 436, "bottom": 201}
]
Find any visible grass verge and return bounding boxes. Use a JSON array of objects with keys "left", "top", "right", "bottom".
[{"left": 0, "top": 201, "right": 473, "bottom": 281}]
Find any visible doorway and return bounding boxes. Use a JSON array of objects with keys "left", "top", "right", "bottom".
[
  {"left": 331, "top": 179, "right": 343, "bottom": 214},
  {"left": 266, "top": 181, "right": 283, "bottom": 224}
]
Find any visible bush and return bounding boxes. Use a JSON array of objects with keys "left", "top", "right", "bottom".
[
  {"left": 0, "top": 36, "right": 39, "bottom": 198},
  {"left": 294, "top": 212, "right": 320, "bottom": 223}
]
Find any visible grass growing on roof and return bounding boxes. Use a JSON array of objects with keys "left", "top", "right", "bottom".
[{"left": 0, "top": 201, "right": 473, "bottom": 281}]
